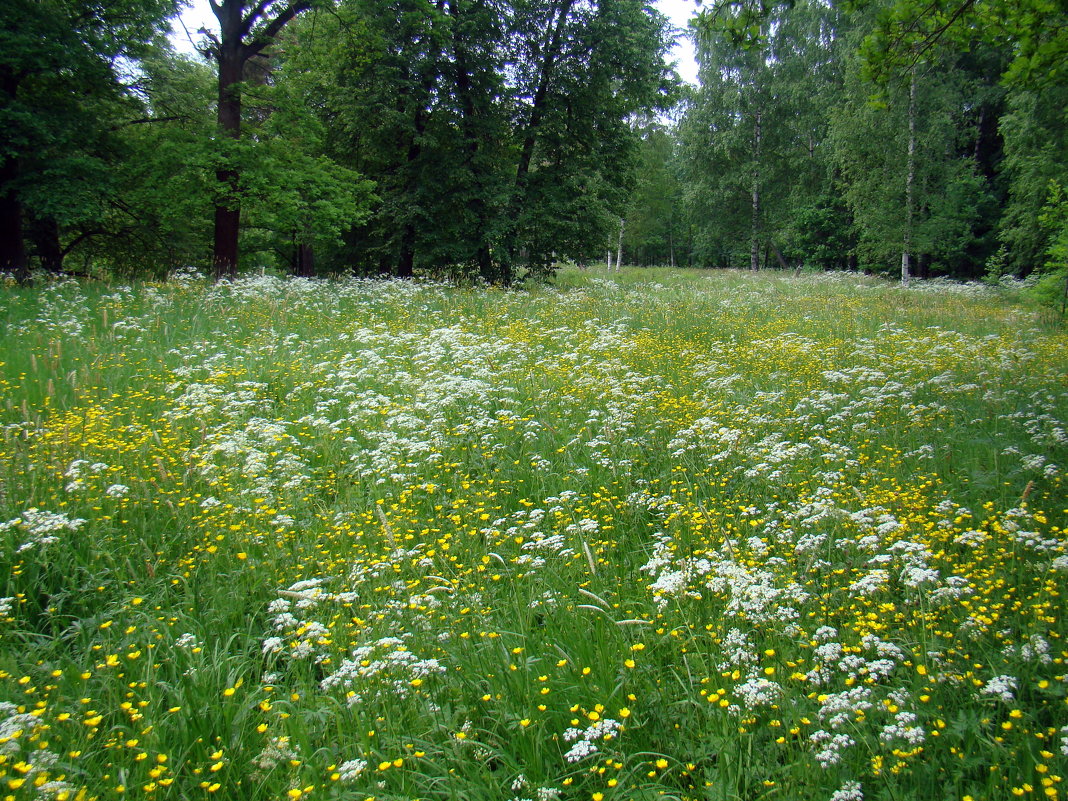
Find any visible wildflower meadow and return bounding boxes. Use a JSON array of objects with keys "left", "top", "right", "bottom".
[{"left": 0, "top": 269, "right": 1066, "bottom": 801}]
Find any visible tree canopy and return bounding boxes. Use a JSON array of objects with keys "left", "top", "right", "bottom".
[{"left": 1, "top": 0, "right": 1066, "bottom": 291}]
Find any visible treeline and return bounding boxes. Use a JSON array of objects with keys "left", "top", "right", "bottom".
[
  {"left": 1, "top": 0, "right": 674, "bottom": 283},
  {"left": 3, "top": 0, "right": 1067, "bottom": 292},
  {"left": 623, "top": 0, "right": 1068, "bottom": 301}
]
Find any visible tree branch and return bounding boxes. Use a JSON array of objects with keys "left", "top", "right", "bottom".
[
  {"left": 60, "top": 228, "right": 107, "bottom": 258},
  {"left": 886, "top": 0, "right": 976, "bottom": 69},
  {"left": 246, "top": 0, "right": 313, "bottom": 54},
  {"left": 240, "top": 0, "right": 277, "bottom": 39},
  {"left": 109, "top": 115, "right": 188, "bottom": 130},
  {"left": 197, "top": 26, "right": 221, "bottom": 58}
]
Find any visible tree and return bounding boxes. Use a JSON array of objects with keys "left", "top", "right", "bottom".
[
  {"left": 233, "top": 58, "right": 377, "bottom": 275},
  {"left": 504, "top": 0, "right": 676, "bottom": 279},
  {"left": 0, "top": 0, "right": 176, "bottom": 280},
  {"left": 1033, "top": 181, "right": 1068, "bottom": 314},
  {"left": 280, "top": 0, "right": 672, "bottom": 282},
  {"left": 683, "top": 0, "right": 839, "bottom": 270},
  {"left": 857, "top": 0, "right": 1068, "bottom": 90},
  {"left": 91, "top": 46, "right": 217, "bottom": 275},
  {"left": 198, "top": 0, "right": 316, "bottom": 278},
  {"left": 995, "top": 81, "right": 1068, "bottom": 278},
  {"left": 831, "top": 12, "right": 999, "bottom": 278},
  {"left": 623, "top": 124, "right": 685, "bottom": 267}
]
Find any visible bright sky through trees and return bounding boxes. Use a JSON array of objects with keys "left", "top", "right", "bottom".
[
  {"left": 658, "top": 0, "right": 700, "bottom": 85},
  {"left": 168, "top": 0, "right": 701, "bottom": 83}
]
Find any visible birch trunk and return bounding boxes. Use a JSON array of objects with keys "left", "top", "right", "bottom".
[
  {"left": 614, "top": 217, "right": 624, "bottom": 271},
  {"left": 902, "top": 65, "right": 916, "bottom": 287},
  {"left": 750, "top": 109, "right": 762, "bottom": 271}
]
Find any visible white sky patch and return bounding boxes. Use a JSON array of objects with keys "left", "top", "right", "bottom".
[
  {"left": 169, "top": 0, "right": 217, "bottom": 57},
  {"left": 169, "top": 0, "right": 699, "bottom": 82},
  {"left": 655, "top": 0, "right": 700, "bottom": 85}
]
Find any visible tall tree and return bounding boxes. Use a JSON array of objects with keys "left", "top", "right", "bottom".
[
  {"left": 996, "top": 81, "right": 1068, "bottom": 278},
  {"left": 0, "top": 0, "right": 176, "bottom": 280},
  {"left": 90, "top": 45, "right": 216, "bottom": 275},
  {"left": 281, "top": 0, "right": 672, "bottom": 281},
  {"left": 232, "top": 51, "right": 377, "bottom": 275},
  {"left": 503, "top": 0, "right": 675, "bottom": 279},
  {"left": 623, "top": 123, "right": 685, "bottom": 267},
  {"left": 199, "top": 0, "right": 315, "bottom": 278},
  {"left": 683, "top": 0, "right": 835, "bottom": 269},
  {"left": 830, "top": 13, "right": 996, "bottom": 278}
]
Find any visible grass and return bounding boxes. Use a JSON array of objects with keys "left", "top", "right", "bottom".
[{"left": 0, "top": 267, "right": 1065, "bottom": 801}]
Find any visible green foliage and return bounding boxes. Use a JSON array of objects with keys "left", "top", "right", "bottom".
[
  {"left": 96, "top": 49, "right": 217, "bottom": 275},
  {"left": 1028, "top": 180, "right": 1068, "bottom": 313},
  {"left": 227, "top": 56, "right": 379, "bottom": 273},
  {"left": 681, "top": 0, "right": 842, "bottom": 269},
  {"left": 693, "top": 0, "right": 788, "bottom": 49},
  {"left": 677, "top": 0, "right": 1028, "bottom": 279},
  {"left": 857, "top": 0, "right": 1068, "bottom": 90},
  {"left": 4, "top": 0, "right": 1067, "bottom": 283},
  {"left": 830, "top": 40, "right": 996, "bottom": 276},
  {"left": 782, "top": 195, "right": 855, "bottom": 270},
  {"left": 623, "top": 125, "right": 686, "bottom": 266},
  {"left": 276, "top": 0, "right": 674, "bottom": 281},
  {"left": 0, "top": 0, "right": 179, "bottom": 274},
  {"left": 997, "top": 81, "right": 1068, "bottom": 277}
]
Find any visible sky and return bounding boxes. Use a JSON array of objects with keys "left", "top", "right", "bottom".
[
  {"left": 168, "top": 0, "right": 701, "bottom": 84},
  {"left": 659, "top": 0, "right": 701, "bottom": 85}
]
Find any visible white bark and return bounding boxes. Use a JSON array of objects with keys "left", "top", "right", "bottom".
[
  {"left": 614, "top": 216, "right": 625, "bottom": 271},
  {"left": 902, "top": 65, "right": 916, "bottom": 286},
  {"left": 751, "top": 109, "right": 762, "bottom": 271}
]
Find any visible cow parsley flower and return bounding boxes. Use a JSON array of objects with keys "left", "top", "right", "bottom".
[
  {"left": 980, "top": 675, "right": 1017, "bottom": 702},
  {"left": 830, "top": 781, "right": 863, "bottom": 801}
]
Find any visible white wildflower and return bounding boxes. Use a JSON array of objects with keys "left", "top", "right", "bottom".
[
  {"left": 980, "top": 675, "right": 1017, "bottom": 702},
  {"left": 830, "top": 781, "right": 863, "bottom": 801},
  {"left": 337, "top": 759, "right": 368, "bottom": 782},
  {"left": 735, "top": 677, "right": 782, "bottom": 710},
  {"left": 0, "top": 509, "right": 87, "bottom": 552}
]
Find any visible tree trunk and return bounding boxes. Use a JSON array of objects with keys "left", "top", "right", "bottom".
[
  {"left": 750, "top": 108, "right": 762, "bottom": 272},
  {"left": 902, "top": 65, "right": 916, "bottom": 287},
  {"left": 213, "top": 40, "right": 245, "bottom": 280},
  {"left": 507, "top": 0, "right": 577, "bottom": 276},
  {"left": 446, "top": 0, "right": 496, "bottom": 282},
  {"left": 30, "top": 215, "right": 63, "bottom": 273},
  {"left": 208, "top": 0, "right": 312, "bottom": 279},
  {"left": 614, "top": 217, "right": 625, "bottom": 271},
  {"left": 397, "top": 228, "right": 415, "bottom": 278},
  {"left": 292, "top": 230, "right": 315, "bottom": 277},
  {"left": 0, "top": 159, "right": 26, "bottom": 283},
  {"left": 0, "top": 68, "right": 27, "bottom": 283}
]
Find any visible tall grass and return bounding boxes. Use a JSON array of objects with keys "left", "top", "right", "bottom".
[{"left": 0, "top": 268, "right": 1065, "bottom": 801}]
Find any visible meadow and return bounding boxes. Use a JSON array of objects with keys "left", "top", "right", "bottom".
[{"left": 0, "top": 268, "right": 1065, "bottom": 801}]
